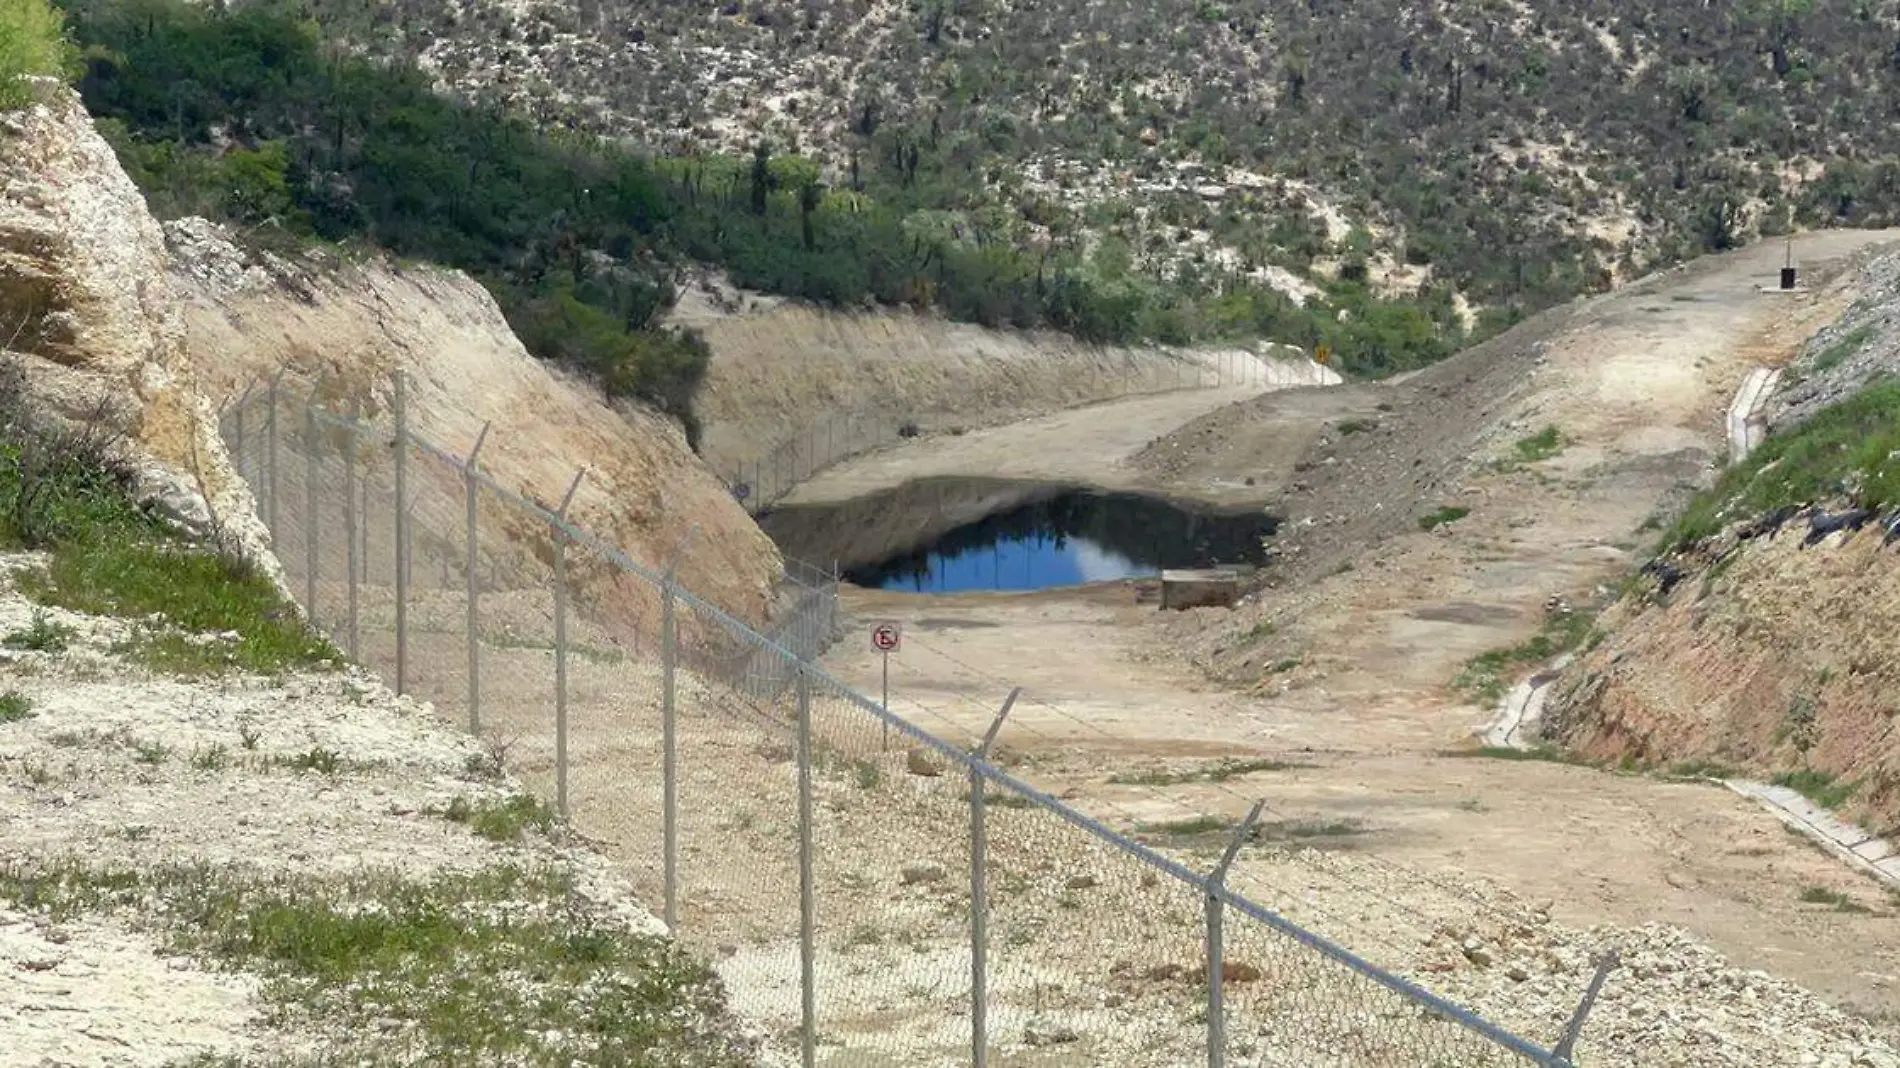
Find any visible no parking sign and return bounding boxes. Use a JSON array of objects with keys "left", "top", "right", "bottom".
[
  {"left": 872, "top": 621, "right": 902, "bottom": 750},
  {"left": 871, "top": 621, "right": 902, "bottom": 653}
]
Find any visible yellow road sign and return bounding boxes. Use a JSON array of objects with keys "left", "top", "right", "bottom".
[{"left": 1315, "top": 343, "right": 1332, "bottom": 365}]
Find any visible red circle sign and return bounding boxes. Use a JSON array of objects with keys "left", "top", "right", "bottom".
[{"left": 871, "top": 623, "right": 901, "bottom": 653}]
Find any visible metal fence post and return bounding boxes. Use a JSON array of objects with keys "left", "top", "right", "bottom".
[
  {"left": 1206, "top": 800, "right": 1265, "bottom": 1068},
  {"left": 302, "top": 396, "right": 320, "bottom": 624},
  {"left": 661, "top": 582, "right": 679, "bottom": 931},
  {"left": 343, "top": 398, "right": 361, "bottom": 661},
  {"left": 796, "top": 667, "right": 817, "bottom": 1068},
  {"left": 551, "top": 469, "right": 587, "bottom": 820},
  {"left": 969, "top": 688, "right": 1020, "bottom": 1068},
  {"left": 656, "top": 522, "right": 696, "bottom": 932},
  {"left": 392, "top": 370, "right": 409, "bottom": 696},
  {"left": 265, "top": 371, "right": 283, "bottom": 540},
  {"left": 463, "top": 423, "right": 491, "bottom": 735},
  {"left": 230, "top": 384, "right": 254, "bottom": 491},
  {"left": 1549, "top": 950, "right": 1621, "bottom": 1068}
]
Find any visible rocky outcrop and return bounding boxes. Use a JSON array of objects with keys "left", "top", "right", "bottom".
[
  {"left": 0, "top": 81, "right": 278, "bottom": 582},
  {"left": 164, "top": 219, "right": 783, "bottom": 630}
]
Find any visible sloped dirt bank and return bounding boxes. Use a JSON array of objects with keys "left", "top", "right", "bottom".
[
  {"left": 165, "top": 221, "right": 783, "bottom": 629},
  {"left": 676, "top": 273, "right": 1337, "bottom": 480}
]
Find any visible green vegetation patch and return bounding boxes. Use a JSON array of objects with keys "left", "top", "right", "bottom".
[
  {"left": 1452, "top": 610, "right": 1595, "bottom": 707},
  {"left": 1418, "top": 505, "right": 1470, "bottom": 531},
  {"left": 1134, "top": 813, "right": 1365, "bottom": 848},
  {"left": 0, "top": 0, "right": 73, "bottom": 109},
  {"left": 1108, "top": 756, "right": 1310, "bottom": 787},
  {"left": 1809, "top": 325, "right": 1876, "bottom": 377},
  {"left": 1797, "top": 885, "right": 1870, "bottom": 913},
  {"left": 0, "top": 690, "right": 32, "bottom": 723},
  {"left": 1512, "top": 426, "right": 1565, "bottom": 464},
  {"left": 3, "top": 608, "right": 73, "bottom": 652},
  {"left": 1666, "top": 379, "right": 1900, "bottom": 548},
  {"left": 0, "top": 371, "right": 335, "bottom": 677},
  {"left": 442, "top": 793, "right": 559, "bottom": 843},
  {"left": 0, "top": 861, "right": 751, "bottom": 1066},
  {"left": 24, "top": 538, "right": 335, "bottom": 675},
  {"left": 1436, "top": 741, "right": 1588, "bottom": 763},
  {"left": 1772, "top": 768, "right": 1858, "bottom": 811}
]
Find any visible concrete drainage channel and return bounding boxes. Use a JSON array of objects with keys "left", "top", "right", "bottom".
[
  {"left": 1475, "top": 672, "right": 1900, "bottom": 892},
  {"left": 1472, "top": 361, "right": 1900, "bottom": 894}
]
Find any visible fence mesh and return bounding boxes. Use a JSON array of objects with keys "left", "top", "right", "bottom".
[{"left": 217, "top": 373, "right": 1582, "bottom": 1068}]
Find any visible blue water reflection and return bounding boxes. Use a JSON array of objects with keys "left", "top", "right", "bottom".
[
  {"left": 877, "top": 529, "right": 1149, "bottom": 593},
  {"left": 833, "top": 489, "right": 1276, "bottom": 593}
]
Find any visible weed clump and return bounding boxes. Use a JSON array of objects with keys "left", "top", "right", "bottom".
[
  {"left": 1666, "top": 379, "right": 1900, "bottom": 548},
  {"left": 0, "top": 360, "right": 334, "bottom": 675},
  {"left": 443, "top": 793, "right": 558, "bottom": 842},
  {"left": 1418, "top": 505, "right": 1470, "bottom": 531}
]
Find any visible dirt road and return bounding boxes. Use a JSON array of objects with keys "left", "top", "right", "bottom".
[{"left": 813, "top": 230, "right": 1900, "bottom": 1029}]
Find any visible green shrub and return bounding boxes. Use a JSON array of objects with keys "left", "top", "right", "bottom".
[
  {"left": 1418, "top": 505, "right": 1470, "bottom": 531},
  {"left": 1772, "top": 768, "right": 1858, "bottom": 811},
  {"left": 1512, "top": 426, "right": 1565, "bottom": 463},
  {"left": 443, "top": 793, "right": 557, "bottom": 842},
  {"left": 0, "top": 0, "right": 73, "bottom": 109},
  {"left": 1666, "top": 379, "right": 1900, "bottom": 547},
  {"left": 3, "top": 608, "right": 73, "bottom": 652},
  {"left": 0, "top": 690, "right": 32, "bottom": 723}
]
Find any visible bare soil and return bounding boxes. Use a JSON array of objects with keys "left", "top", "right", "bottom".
[
  {"left": 799, "top": 229, "right": 1900, "bottom": 1034},
  {"left": 782, "top": 376, "right": 1307, "bottom": 508},
  {"left": 676, "top": 274, "right": 1335, "bottom": 478}
]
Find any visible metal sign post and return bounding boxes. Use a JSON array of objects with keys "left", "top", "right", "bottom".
[{"left": 871, "top": 621, "right": 902, "bottom": 750}]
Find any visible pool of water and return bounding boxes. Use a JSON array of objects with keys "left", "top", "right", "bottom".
[
  {"left": 762, "top": 483, "right": 1277, "bottom": 593},
  {"left": 855, "top": 528, "right": 1152, "bottom": 593}
]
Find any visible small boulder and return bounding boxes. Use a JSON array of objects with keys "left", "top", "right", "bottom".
[
  {"left": 900, "top": 861, "right": 946, "bottom": 886},
  {"left": 905, "top": 748, "right": 942, "bottom": 778},
  {"left": 1025, "top": 1025, "right": 1080, "bottom": 1046}
]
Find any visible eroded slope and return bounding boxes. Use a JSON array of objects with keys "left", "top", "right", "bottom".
[{"left": 1546, "top": 253, "right": 1900, "bottom": 840}]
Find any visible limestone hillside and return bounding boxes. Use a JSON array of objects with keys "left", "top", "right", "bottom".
[
  {"left": 165, "top": 220, "right": 785, "bottom": 630},
  {"left": 1544, "top": 251, "right": 1900, "bottom": 840},
  {"left": 317, "top": 0, "right": 1900, "bottom": 316},
  {"left": 0, "top": 83, "right": 277, "bottom": 587}
]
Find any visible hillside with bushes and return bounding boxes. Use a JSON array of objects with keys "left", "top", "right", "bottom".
[
  {"left": 43, "top": 0, "right": 1459, "bottom": 448},
  {"left": 28, "top": 0, "right": 1900, "bottom": 437},
  {"left": 298, "top": 0, "right": 1900, "bottom": 321}
]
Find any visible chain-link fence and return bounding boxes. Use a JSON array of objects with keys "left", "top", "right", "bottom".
[
  {"left": 218, "top": 370, "right": 1607, "bottom": 1067},
  {"left": 724, "top": 348, "right": 1286, "bottom": 515}
]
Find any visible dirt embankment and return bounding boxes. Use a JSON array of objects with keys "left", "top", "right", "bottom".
[
  {"left": 1546, "top": 254, "right": 1900, "bottom": 839},
  {"left": 165, "top": 222, "right": 783, "bottom": 629},
  {"left": 1154, "top": 231, "right": 1899, "bottom": 691},
  {"left": 672, "top": 273, "right": 1335, "bottom": 477}
]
